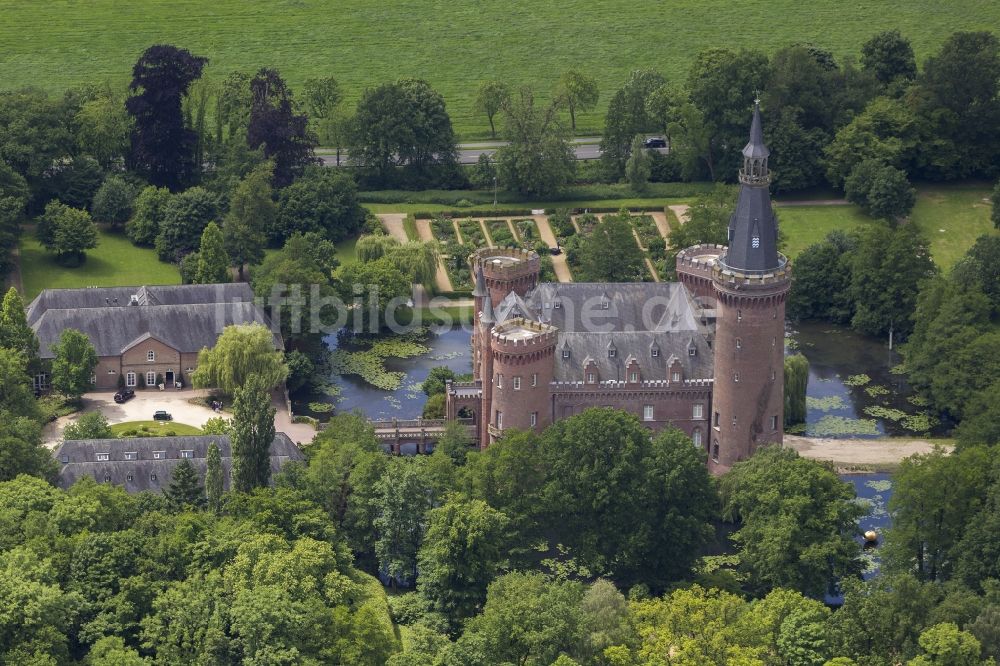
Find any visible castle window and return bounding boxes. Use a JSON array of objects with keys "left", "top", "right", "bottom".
[
  {"left": 150, "top": 473, "right": 157, "bottom": 481},
  {"left": 714, "top": 412, "right": 720, "bottom": 427},
  {"left": 124, "top": 452, "right": 136, "bottom": 460},
  {"left": 732, "top": 415, "right": 737, "bottom": 427},
  {"left": 771, "top": 370, "right": 776, "bottom": 381},
  {"left": 530, "top": 412, "right": 537, "bottom": 427},
  {"left": 712, "top": 440, "right": 719, "bottom": 461},
  {"left": 531, "top": 373, "right": 537, "bottom": 387},
  {"left": 693, "top": 429, "right": 702, "bottom": 447},
  {"left": 737, "top": 310, "right": 742, "bottom": 322},
  {"left": 96, "top": 453, "right": 109, "bottom": 461},
  {"left": 608, "top": 349, "right": 616, "bottom": 358},
  {"left": 126, "top": 474, "right": 133, "bottom": 482},
  {"left": 629, "top": 371, "right": 638, "bottom": 383},
  {"left": 587, "top": 372, "right": 596, "bottom": 384},
  {"left": 496, "top": 374, "right": 502, "bottom": 388},
  {"left": 562, "top": 349, "right": 570, "bottom": 359},
  {"left": 735, "top": 338, "right": 742, "bottom": 349},
  {"left": 643, "top": 405, "right": 654, "bottom": 421},
  {"left": 771, "top": 415, "right": 778, "bottom": 431},
  {"left": 601, "top": 299, "right": 609, "bottom": 309},
  {"left": 734, "top": 372, "right": 740, "bottom": 383},
  {"left": 772, "top": 337, "right": 776, "bottom": 348},
  {"left": 126, "top": 372, "right": 136, "bottom": 387},
  {"left": 651, "top": 348, "right": 659, "bottom": 357},
  {"left": 672, "top": 371, "right": 681, "bottom": 382},
  {"left": 752, "top": 235, "right": 760, "bottom": 249},
  {"left": 773, "top": 309, "right": 777, "bottom": 319},
  {"left": 496, "top": 411, "right": 503, "bottom": 428},
  {"left": 554, "top": 301, "right": 561, "bottom": 309},
  {"left": 513, "top": 376, "right": 521, "bottom": 390},
  {"left": 689, "top": 347, "right": 696, "bottom": 356},
  {"left": 147, "top": 350, "right": 155, "bottom": 362},
  {"left": 107, "top": 368, "right": 115, "bottom": 374},
  {"left": 153, "top": 451, "right": 164, "bottom": 460},
  {"left": 180, "top": 450, "right": 193, "bottom": 459},
  {"left": 693, "top": 404, "right": 703, "bottom": 419}
]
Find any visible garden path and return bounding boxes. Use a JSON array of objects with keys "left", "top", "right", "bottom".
[
  {"left": 414, "top": 218, "right": 454, "bottom": 292},
  {"left": 478, "top": 219, "right": 494, "bottom": 247},
  {"left": 533, "top": 216, "right": 573, "bottom": 283},
  {"left": 668, "top": 204, "right": 690, "bottom": 226},
  {"left": 378, "top": 214, "right": 409, "bottom": 243},
  {"left": 650, "top": 211, "right": 671, "bottom": 240},
  {"left": 505, "top": 219, "right": 520, "bottom": 242}
]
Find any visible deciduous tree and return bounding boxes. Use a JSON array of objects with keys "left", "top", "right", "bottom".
[
  {"left": 230, "top": 374, "right": 276, "bottom": 492},
  {"left": 494, "top": 88, "right": 575, "bottom": 196},
  {"left": 625, "top": 135, "right": 651, "bottom": 193},
  {"left": 192, "top": 323, "right": 288, "bottom": 394},
  {"left": 154, "top": 186, "right": 217, "bottom": 262},
  {"left": 845, "top": 159, "right": 916, "bottom": 221},
  {"left": 475, "top": 80, "right": 511, "bottom": 138},
  {"left": 223, "top": 161, "right": 273, "bottom": 279},
  {"left": 578, "top": 208, "right": 645, "bottom": 282},
  {"left": 62, "top": 412, "right": 112, "bottom": 440},
  {"left": 125, "top": 185, "right": 171, "bottom": 247},
  {"left": 555, "top": 71, "right": 599, "bottom": 132},
  {"left": 275, "top": 167, "right": 364, "bottom": 243},
  {"left": 0, "top": 287, "right": 39, "bottom": 366},
  {"left": 50, "top": 328, "right": 98, "bottom": 398},
  {"left": 37, "top": 200, "right": 98, "bottom": 264},
  {"left": 861, "top": 29, "right": 917, "bottom": 86},
  {"left": 90, "top": 175, "right": 137, "bottom": 229},
  {"left": 601, "top": 69, "right": 666, "bottom": 178},
  {"left": 247, "top": 68, "right": 317, "bottom": 187},
  {"left": 205, "top": 441, "right": 224, "bottom": 513}
]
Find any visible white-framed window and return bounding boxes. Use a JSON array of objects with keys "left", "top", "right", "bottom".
[
  {"left": 126, "top": 474, "right": 133, "bottom": 482},
  {"left": 146, "top": 371, "right": 156, "bottom": 387},
  {"left": 153, "top": 451, "right": 164, "bottom": 460},
  {"left": 126, "top": 372, "right": 136, "bottom": 387},
  {"left": 147, "top": 350, "right": 155, "bottom": 362},
  {"left": 530, "top": 412, "right": 537, "bottom": 427},
  {"left": 693, "top": 429, "right": 702, "bottom": 447},
  {"left": 651, "top": 348, "right": 659, "bottom": 357},
  {"left": 752, "top": 234, "right": 760, "bottom": 249},
  {"left": 150, "top": 473, "right": 157, "bottom": 481},
  {"left": 562, "top": 350, "right": 571, "bottom": 359},
  {"left": 496, "top": 411, "right": 503, "bottom": 428},
  {"left": 496, "top": 373, "right": 502, "bottom": 388},
  {"left": 771, "top": 415, "right": 778, "bottom": 431},
  {"left": 180, "top": 450, "right": 193, "bottom": 459},
  {"left": 643, "top": 405, "right": 654, "bottom": 421},
  {"left": 531, "top": 373, "right": 537, "bottom": 387},
  {"left": 689, "top": 347, "right": 696, "bottom": 356},
  {"left": 629, "top": 371, "right": 639, "bottom": 383},
  {"left": 693, "top": 404, "right": 704, "bottom": 419},
  {"left": 33, "top": 373, "right": 50, "bottom": 391},
  {"left": 124, "top": 452, "right": 136, "bottom": 460},
  {"left": 601, "top": 299, "right": 609, "bottom": 309},
  {"left": 107, "top": 368, "right": 115, "bottom": 374},
  {"left": 608, "top": 348, "right": 616, "bottom": 358},
  {"left": 737, "top": 309, "right": 742, "bottom": 322},
  {"left": 96, "top": 453, "right": 109, "bottom": 461},
  {"left": 736, "top": 338, "right": 742, "bottom": 349},
  {"left": 672, "top": 371, "right": 681, "bottom": 382},
  {"left": 732, "top": 415, "right": 737, "bottom": 426},
  {"left": 587, "top": 372, "right": 596, "bottom": 384},
  {"left": 734, "top": 372, "right": 740, "bottom": 383},
  {"left": 513, "top": 376, "right": 521, "bottom": 390},
  {"left": 90, "top": 374, "right": 97, "bottom": 384}
]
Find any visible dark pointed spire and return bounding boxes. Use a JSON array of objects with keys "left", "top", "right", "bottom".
[
  {"left": 481, "top": 293, "right": 495, "bottom": 326},
  {"left": 472, "top": 262, "right": 486, "bottom": 298},
  {"left": 724, "top": 102, "right": 780, "bottom": 272}
]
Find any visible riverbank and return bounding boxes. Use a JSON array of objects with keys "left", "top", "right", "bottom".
[{"left": 785, "top": 435, "right": 954, "bottom": 472}]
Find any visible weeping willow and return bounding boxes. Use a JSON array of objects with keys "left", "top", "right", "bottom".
[
  {"left": 387, "top": 241, "right": 438, "bottom": 286},
  {"left": 784, "top": 353, "right": 809, "bottom": 426},
  {"left": 356, "top": 234, "right": 400, "bottom": 263}
]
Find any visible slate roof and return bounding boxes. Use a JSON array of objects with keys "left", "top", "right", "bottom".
[
  {"left": 27, "top": 284, "right": 281, "bottom": 358},
  {"left": 726, "top": 104, "right": 780, "bottom": 272},
  {"left": 53, "top": 433, "right": 303, "bottom": 492},
  {"left": 493, "top": 282, "right": 714, "bottom": 383}
]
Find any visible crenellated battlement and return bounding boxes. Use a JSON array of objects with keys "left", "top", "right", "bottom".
[
  {"left": 676, "top": 244, "right": 726, "bottom": 269},
  {"left": 550, "top": 377, "right": 714, "bottom": 390},
  {"left": 491, "top": 317, "right": 559, "bottom": 350},
  {"left": 712, "top": 251, "right": 792, "bottom": 291},
  {"left": 472, "top": 247, "right": 540, "bottom": 278}
]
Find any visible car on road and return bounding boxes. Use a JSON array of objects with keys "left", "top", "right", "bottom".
[
  {"left": 153, "top": 410, "right": 173, "bottom": 421},
  {"left": 113, "top": 388, "right": 135, "bottom": 404},
  {"left": 644, "top": 137, "right": 667, "bottom": 148}
]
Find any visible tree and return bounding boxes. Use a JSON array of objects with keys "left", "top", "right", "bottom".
[
  {"left": 625, "top": 135, "right": 651, "bottom": 193},
  {"left": 223, "top": 161, "right": 273, "bottom": 279},
  {"left": 193, "top": 221, "right": 229, "bottom": 284},
  {"left": 63, "top": 412, "right": 112, "bottom": 440},
  {"left": 665, "top": 184, "right": 734, "bottom": 271},
  {"left": 784, "top": 354, "right": 809, "bottom": 426},
  {"left": 555, "top": 71, "right": 599, "bottom": 132},
  {"left": 275, "top": 167, "right": 364, "bottom": 243},
  {"left": 125, "top": 185, "right": 171, "bottom": 246},
  {"left": 422, "top": 366, "right": 456, "bottom": 396},
  {"left": 375, "top": 458, "right": 434, "bottom": 587},
  {"left": 125, "top": 44, "right": 208, "bottom": 190},
  {"left": 205, "top": 441, "right": 224, "bottom": 513},
  {"left": 50, "top": 328, "right": 98, "bottom": 398},
  {"left": 154, "top": 186, "right": 217, "bottom": 262},
  {"left": 0, "top": 417, "right": 57, "bottom": 482},
  {"left": 577, "top": 209, "right": 645, "bottom": 282},
  {"left": 165, "top": 459, "right": 206, "bottom": 510},
  {"left": 992, "top": 180, "right": 1000, "bottom": 230},
  {"left": 719, "top": 446, "right": 864, "bottom": 596},
  {"left": 302, "top": 76, "right": 342, "bottom": 130},
  {"left": 475, "top": 80, "right": 511, "bottom": 138},
  {"left": 348, "top": 78, "right": 458, "bottom": 187},
  {"left": 601, "top": 69, "right": 666, "bottom": 178},
  {"left": 0, "top": 287, "right": 39, "bottom": 367},
  {"left": 74, "top": 90, "right": 132, "bottom": 169},
  {"left": 37, "top": 200, "right": 98, "bottom": 265},
  {"left": 494, "top": 88, "right": 575, "bottom": 196},
  {"left": 844, "top": 159, "right": 916, "bottom": 221},
  {"left": 540, "top": 413, "right": 716, "bottom": 587},
  {"left": 192, "top": 323, "right": 288, "bottom": 394},
  {"left": 230, "top": 374, "right": 276, "bottom": 492},
  {"left": 0, "top": 90, "right": 75, "bottom": 196},
  {"left": 336, "top": 257, "right": 411, "bottom": 332},
  {"left": 908, "top": 623, "right": 984, "bottom": 666},
  {"left": 247, "top": 68, "right": 317, "bottom": 188},
  {"left": 422, "top": 393, "right": 445, "bottom": 419},
  {"left": 824, "top": 96, "right": 921, "bottom": 188},
  {"left": 787, "top": 231, "right": 856, "bottom": 323},
  {"left": 86, "top": 636, "right": 149, "bottom": 666},
  {"left": 417, "top": 498, "right": 510, "bottom": 625},
  {"left": 90, "top": 176, "right": 137, "bottom": 229},
  {"left": 0, "top": 347, "right": 40, "bottom": 421},
  {"left": 861, "top": 29, "right": 917, "bottom": 86},
  {"left": 849, "top": 223, "right": 937, "bottom": 339}
]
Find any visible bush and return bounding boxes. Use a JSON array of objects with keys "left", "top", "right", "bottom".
[
  {"left": 164, "top": 430, "right": 176, "bottom": 436},
  {"left": 292, "top": 415, "right": 319, "bottom": 425},
  {"left": 548, "top": 209, "right": 576, "bottom": 238}
]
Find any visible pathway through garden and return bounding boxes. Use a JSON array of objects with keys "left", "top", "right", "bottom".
[
  {"left": 413, "top": 218, "right": 455, "bottom": 292},
  {"left": 650, "top": 211, "right": 671, "bottom": 240},
  {"left": 533, "top": 216, "right": 573, "bottom": 283},
  {"left": 378, "top": 213, "right": 409, "bottom": 243},
  {"left": 667, "top": 204, "right": 690, "bottom": 226}
]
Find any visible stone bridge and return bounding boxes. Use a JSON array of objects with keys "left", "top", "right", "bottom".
[{"left": 370, "top": 417, "right": 476, "bottom": 454}]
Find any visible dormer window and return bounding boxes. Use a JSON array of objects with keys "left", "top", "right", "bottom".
[
  {"left": 562, "top": 349, "right": 570, "bottom": 359},
  {"left": 96, "top": 453, "right": 109, "bottom": 461},
  {"left": 672, "top": 371, "right": 681, "bottom": 382},
  {"left": 608, "top": 349, "right": 616, "bottom": 358},
  {"left": 752, "top": 234, "right": 760, "bottom": 249},
  {"left": 147, "top": 350, "right": 155, "bottom": 362},
  {"left": 689, "top": 347, "right": 696, "bottom": 356},
  {"left": 126, "top": 474, "right": 133, "bottom": 482},
  {"left": 651, "top": 348, "right": 659, "bottom": 357},
  {"left": 629, "top": 371, "right": 639, "bottom": 383},
  {"left": 153, "top": 451, "right": 164, "bottom": 460},
  {"left": 587, "top": 373, "right": 596, "bottom": 384},
  {"left": 554, "top": 301, "right": 561, "bottom": 309},
  {"left": 124, "top": 452, "right": 136, "bottom": 460},
  {"left": 180, "top": 450, "right": 193, "bottom": 459}
]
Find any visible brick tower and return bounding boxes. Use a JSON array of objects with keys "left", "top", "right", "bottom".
[{"left": 708, "top": 102, "right": 791, "bottom": 473}]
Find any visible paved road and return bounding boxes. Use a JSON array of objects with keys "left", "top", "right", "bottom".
[{"left": 318, "top": 137, "right": 667, "bottom": 166}]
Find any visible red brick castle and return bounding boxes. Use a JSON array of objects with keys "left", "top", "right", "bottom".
[{"left": 446, "top": 103, "right": 790, "bottom": 473}]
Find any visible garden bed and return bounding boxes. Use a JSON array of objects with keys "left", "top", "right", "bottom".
[{"left": 486, "top": 220, "right": 516, "bottom": 247}]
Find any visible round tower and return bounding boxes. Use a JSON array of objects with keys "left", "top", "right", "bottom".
[
  {"left": 473, "top": 247, "right": 540, "bottom": 309},
  {"left": 708, "top": 101, "right": 792, "bottom": 474},
  {"left": 485, "top": 317, "right": 557, "bottom": 447}
]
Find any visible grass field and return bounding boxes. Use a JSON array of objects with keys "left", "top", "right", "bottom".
[
  {"left": 775, "top": 184, "right": 997, "bottom": 267},
  {"left": 110, "top": 421, "right": 204, "bottom": 437},
  {"left": 19, "top": 229, "right": 180, "bottom": 300},
  {"left": 2, "top": 1, "right": 996, "bottom": 139}
]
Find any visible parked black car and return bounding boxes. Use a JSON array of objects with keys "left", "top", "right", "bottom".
[
  {"left": 113, "top": 389, "right": 135, "bottom": 404},
  {"left": 153, "top": 410, "right": 173, "bottom": 421},
  {"left": 644, "top": 137, "right": 667, "bottom": 148}
]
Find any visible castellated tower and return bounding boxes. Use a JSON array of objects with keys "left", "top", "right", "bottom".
[
  {"left": 486, "top": 317, "right": 558, "bottom": 447},
  {"left": 708, "top": 102, "right": 791, "bottom": 474}
]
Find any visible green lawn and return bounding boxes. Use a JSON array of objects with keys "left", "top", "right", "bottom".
[
  {"left": 1, "top": 0, "right": 995, "bottom": 139},
  {"left": 110, "top": 421, "right": 204, "bottom": 436},
  {"left": 19, "top": 229, "right": 180, "bottom": 300},
  {"left": 363, "top": 197, "right": 693, "bottom": 215},
  {"left": 775, "top": 184, "right": 997, "bottom": 267}
]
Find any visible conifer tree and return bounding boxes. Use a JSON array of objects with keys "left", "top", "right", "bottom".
[
  {"left": 205, "top": 441, "right": 224, "bottom": 513},
  {"left": 194, "top": 221, "right": 229, "bottom": 284},
  {"left": 166, "top": 459, "right": 205, "bottom": 509},
  {"left": 230, "top": 374, "right": 275, "bottom": 492},
  {"left": 0, "top": 287, "right": 39, "bottom": 366}
]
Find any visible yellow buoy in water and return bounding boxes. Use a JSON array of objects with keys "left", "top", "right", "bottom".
[{"left": 864, "top": 530, "right": 878, "bottom": 543}]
